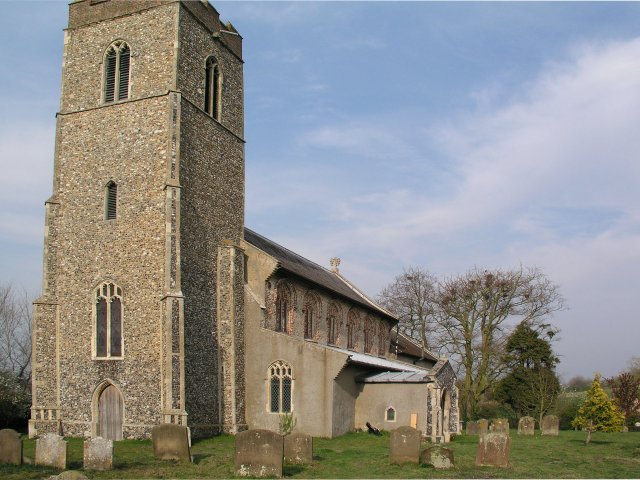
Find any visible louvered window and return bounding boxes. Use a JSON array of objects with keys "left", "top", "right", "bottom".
[
  {"left": 105, "top": 181, "right": 117, "bottom": 220},
  {"left": 204, "top": 56, "right": 221, "bottom": 120},
  {"left": 94, "top": 281, "right": 123, "bottom": 358},
  {"left": 268, "top": 361, "right": 293, "bottom": 413},
  {"left": 104, "top": 41, "right": 131, "bottom": 103}
]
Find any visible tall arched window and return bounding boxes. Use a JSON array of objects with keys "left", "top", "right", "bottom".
[
  {"left": 104, "top": 41, "right": 130, "bottom": 103},
  {"left": 95, "top": 281, "right": 123, "bottom": 358},
  {"left": 204, "top": 56, "right": 221, "bottom": 120},
  {"left": 268, "top": 360, "right": 293, "bottom": 413},
  {"left": 303, "top": 293, "right": 318, "bottom": 340},
  {"left": 364, "top": 320, "right": 373, "bottom": 353},
  {"left": 327, "top": 303, "right": 339, "bottom": 345},
  {"left": 105, "top": 181, "right": 117, "bottom": 220},
  {"left": 347, "top": 310, "right": 359, "bottom": 350},
  {"left": 275, "top": 285, "right": 291, "bottom": 334}
]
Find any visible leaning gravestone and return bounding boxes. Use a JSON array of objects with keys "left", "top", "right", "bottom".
[
  {"left": 541, "top": 415, "right": 559, "bottom": 436},
  {"left": 389, "top": 426, "right": 421, "bottom": 464},
  {"left": 235, "top": 429, "right": 283, "bottom": 477},
  {"left": 476, "top": 433, "right": 511, "bottom": 467},
  {"left": 152, "top": 424, "right": 191, "bottom": 461},
  {"left": 35, "top": 432, "right": 67, "bottom": 469},
  {"left": 518, "top": 416, "right": 535, "bottom": 436},
  {"left": 490, "top": 418, "right": 510, "bottom": 435},
  {"left": 84, "top": 437, "right": 113, "bottom": 470},
  {"left": 477, "top": 419, "right": 489, "bottom": 435},
  {"left": 284, "top": 432, "right": 313, "bottom": 464},
  {"left": 420, "top": 446, "right": 454, "bottom": 469},
  {"left": 0, "top": 428, "right": 22, "bottom": 465}
]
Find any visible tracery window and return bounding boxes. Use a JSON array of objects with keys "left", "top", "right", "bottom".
[
  {"left": 104, "top": 41, "right": 130, "bottom": 103},
  {"left": 378, "top": 324, "right": 387, "bottom": 355},
  {"left": 347, "top": 310, "right": 358, "bottom": 350},
  {"left": 275, "top": 285, "right": 291, "bottom": 334},
  {"left": 327, "top": 303, "right": 339, "bottom": 345},
  {"left": 94, "top": 281, "right": 123, "bottom": 358},
  {"left": 105, "top": 181, "right": 117, "bottom": 220},
  {"left": 303, "top": 293, "right": 318, "bottom": 340},
  {"left": 268, "top": 360, "right": 293, "bottom": 413},
  {"left": 204, "top": 56, "right": 222, "bottom": 120},
  {"left": 364, "top": 320, "right": 373, "bottom": 353}
]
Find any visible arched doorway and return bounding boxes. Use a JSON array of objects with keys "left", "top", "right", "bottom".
[
  {"left": 97, "top": 383, "right": 123, "bottom": 440},
  {"left": 440, "top": 389, "right": 451, "bottom": 442}
]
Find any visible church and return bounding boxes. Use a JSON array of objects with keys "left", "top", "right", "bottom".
[{"left": 30, "top": 0, "right": 459, "bottom": 442}]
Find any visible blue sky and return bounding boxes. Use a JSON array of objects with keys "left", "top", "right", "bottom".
[{"left": 1, "top": 1, "right": 640, "bottom": 381}]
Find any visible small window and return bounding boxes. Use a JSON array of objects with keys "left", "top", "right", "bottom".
[
  {"left": 105, "top": 181, "right": 117, "bottom": 220},
  {"left": 104, "top": 41, "right": 130, "bottom": 103},
  {"left": 95, "top": 281, "right": 123, "bottom": 358},
  {"left": 268, "top": 360, "right": 293, "bottom": 413},
  {"left": 204, "top": 56, "right": 222, "bottom": 120},
  {"left": 386, "top": 407, "right": 396, "bottom": 422}
]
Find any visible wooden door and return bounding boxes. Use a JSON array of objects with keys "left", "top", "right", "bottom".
[
  {"left": 98, "top": 384, "right": 123, "bottom": 440},
  {"left": 410, "top": 413, "right": 418, "bottom": 429}
]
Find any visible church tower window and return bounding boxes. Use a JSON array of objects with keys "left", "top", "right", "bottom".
[
  {"left": 105, "top": 181, "right": 117, "bottom": 220},
  {"left": 94, "top": 282, "right": 123, "bottom": 358},
  {"left": 204, "top": 56, "right": 222, "bottom": 120},
  {"left": 268, "top": 360, "right": 293, "bottom": 413},
  {"left": 104, "top": 41, "right": 130, "bottom": 103}
]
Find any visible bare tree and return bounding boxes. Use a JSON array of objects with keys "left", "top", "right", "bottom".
[
  {"left": 434, "top": 266, "right": 565, "bottom": 421},
  {"left": 0, "top": 282, "right": 32, "bottom": 381},
  {"left": 377, "top": 267, "right": 437, "bottom": 352}
]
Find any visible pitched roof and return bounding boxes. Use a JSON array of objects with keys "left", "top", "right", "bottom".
[
  {"left": 389, "top": 329, "right": 439, "bottom": 363},
  {"left": 325, "top": 345, "right": 422, "bottom": 373},
  {"left": 244, "top": 228, "right": 397, "bottom": 322}
]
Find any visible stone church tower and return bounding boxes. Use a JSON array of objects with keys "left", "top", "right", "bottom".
[{"left": 30, "top": 0, "right": 246, "bottom": 439}]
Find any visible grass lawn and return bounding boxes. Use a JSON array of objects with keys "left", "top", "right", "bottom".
[{"left": 2, "top": 430, "right": 639, "bottom": 479}]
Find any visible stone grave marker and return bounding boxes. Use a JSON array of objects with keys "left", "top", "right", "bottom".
[
  {"left": 477, "top": 419, "right": 489, "bottom": 435},
  {"left": 83, "top": 437, "right": 113, "bottom": 470},
  {"left": 518, "top": 416, "right": 535, "bottom": 436},
  {"left": 466, "top": 421, "right": 479, "bottom": 435},
  {"left": 0, "top": 429, "right": 22, "bottom": 465},
  {"left": 541, "top": 415, "right": 559, "bottom": 436},
  {"left": 152, "top": 424, "right": 191, "bottom": 461},
  {"left": 389, "top": 426, "right": 421, "bottom": 464},
  {"left": 35, "top": 433, "right": 67, "bottom": 469},
  {"left": 284, "top": 432, "right": 313, "bottom": 464},
  {"left": 235, "top": 429, "right": 283, "bottom": 477},
  {"left": 420, "top": 446, "right": 454, "bottom": 469},
  {"left": 476, "top": 433, "right": 511, "bottom": 467},
  {"left": 490, "top": 418, "right": 510, "bottom": 434}
]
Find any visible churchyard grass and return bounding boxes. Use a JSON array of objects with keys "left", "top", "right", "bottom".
[{"left": 2, "top": 429, "right": 639, "bottom": 479}]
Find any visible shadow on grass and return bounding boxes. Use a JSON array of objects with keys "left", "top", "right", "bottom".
[
  {"left": 283, "top": 465, "right": 306, "bottom": 476},
  {"left": 568, "top": 439, "right": 614, "bottom": 445}
]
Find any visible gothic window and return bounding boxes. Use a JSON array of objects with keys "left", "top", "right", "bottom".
[
  {"left": 105, "top": 181, "right": 117, "bottom": 220},
  {"left": 268, "top": 360, "right": 293, "bottom": 413},
  {"left": 347, "top": 310, "right": 358, "bottom": 350},
  {"left": 104, "top": 41, "right": 130, "bottom": 103},
  {"left": 204, "top": 56, "right": 222, "bottom": 120},
  {"left": 364, "top": 320, "right": 373, "bottom": 353},
  {"left": 386, "top": 407, "right": 396, "bottom": 422},
  {"left": 275, "top": 285, "right": 291, "bottom": 334},
  {"left": 303, "top": 293, "right": 318, "bottom": 340},
  {"left": 378, "top": 324, "right": 387, "bottom": 355},
  {"left": 94, "top": 281, "right": 123, "bottom": 358},
  {"left": 327, "top": 303, "right": 339, "bottom": 345}
]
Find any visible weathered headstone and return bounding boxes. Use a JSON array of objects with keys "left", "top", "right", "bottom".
[
  {"left": 476, "top": 433, "right": 511, "bottom": 467},
  {"left": 83, "top": 437, "right": 113, "bottom": 470},
  {"left": 151, "top": 424, "right": 191, "bottom": 461},
  {"left": 466, "top": 421, "right": 479, "bottom": 435},
  {"left": 389, "top": 426, "right": 421, "bottom": 464},
  {"left": 518, "top": 416, "right": 535, "bottom": 436},
  {"left": 477, "top": 419, "right": 489, "bottom": 435},
  {"left": 490, "top": 418, "right": 510, "bottom": 435},
  {"left": 541, "top": 415, "right": 559, "bottom": 436},
  {"left": 0, "top": 429, "right": 22, "bottom": 465},
  {"left": 420, "top": 446, "right": 454, "bottom": 469},
  {"left": 284, "top": 432, "right": 313, "bottom": 464},
  {"left": 35, "top": 433, "right": 67, "bottom": 469},
  {"left": 235, "top": 429, "right": 283, "bottom": 477}
]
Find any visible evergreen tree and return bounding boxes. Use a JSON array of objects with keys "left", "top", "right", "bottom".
[{"left": 572, "top": 373, "right": 625, "bottom": 444}]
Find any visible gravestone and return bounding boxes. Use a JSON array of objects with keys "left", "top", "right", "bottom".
[
  {"left": 420, "top": 446, "right": 454, "bottom": 469},
  {"left": 541, "top": 415, "right": 559, "bottom": 436},
  {"left": 235, "top": 429, "right": 283, "bottom": 477},
  {"left": 284, "top": 433, "right": 313, "bottom": 464},
  {"left": 466, "top": 421, "right": 479, "bottom": 435},
  {"left": 35, "top": 433, "right": 67, "bottom": 469},
  {"left": 389, "top": 426, "right": 421, "bottom": 464},
  {"left": 151, "top": 424, "right": 191, "bottom": 461},
  {"left": 476, "top": 433, "right": 511, "bottom": 467},
  {"left": 518, "top": 416, "right": 535, "bottom": 436},
  {"left": 477, "top": 419, "right": 489, "bottom": 435},
  {"left": 0, "top": 429, "right": 22, "bottom": 465},
  {"left": 83, "top": 437, "right": 113, "bottom": 470},
  {"left": 490, "top": 418, "right": 510, "bottom": 435}
]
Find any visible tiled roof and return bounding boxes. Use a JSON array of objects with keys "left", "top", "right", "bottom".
[{"left": 244, "top": 228, "right": 397, "bottom": 322}]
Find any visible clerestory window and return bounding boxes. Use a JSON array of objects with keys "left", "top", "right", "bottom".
[
  {"left": 104, "top": 41, "right": 130, "bottom": 103},
  {"left": 94, "top": 281, "right": 123, "bottom": 358},
  {"left": 275, "top": 286, "right": 291, "bottom": 334},
  {"left": 268, "top": 360, "right": 293, "bottom": 413},
  {"left": 204, "top": 56, "right": 222, "bottom": 120}
]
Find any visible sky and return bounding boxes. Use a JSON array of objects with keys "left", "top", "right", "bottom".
[{"left": 1, "top": 0, "right": 639, "bottom": 382}]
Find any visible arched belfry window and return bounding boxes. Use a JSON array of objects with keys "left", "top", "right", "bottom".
[
  {"left": 104, "top": 41, "right": 130, "bottom": 103},
  {"left": 105, "top": 181, "right": 117, "bottom": 220},
  {"left": 94, "top": 281, "right": 123, "bottom": 358},
  {"left": 204, "top": 56, "right": 221, "bottom": 120},
  {"left": 268, "top": 360, "right": 293, "bottom": 413}
]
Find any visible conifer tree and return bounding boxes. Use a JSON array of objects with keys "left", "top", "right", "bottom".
[{"left": 572, "top": 373, "right": 624, "bottom": 444}]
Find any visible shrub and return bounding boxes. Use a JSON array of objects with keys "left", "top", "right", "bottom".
[
  {"left": 474, "top": 400, "right": 518, "bottom": 428},
  {"left": 0, "top": 369, "right": 31, "bottom": 431}
]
